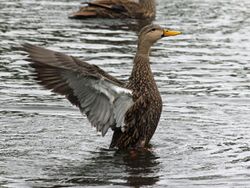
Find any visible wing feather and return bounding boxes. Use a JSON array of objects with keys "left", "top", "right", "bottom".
[{"left": 23, "top": 43, "right": 134, "bottom": 136}]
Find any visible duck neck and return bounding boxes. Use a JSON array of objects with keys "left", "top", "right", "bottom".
[
  {"left": 128, "top": 46, "right": 157, "bottom": 93},
  {"left": 137, "top": 40, "right": 151, "bottom": 56}
]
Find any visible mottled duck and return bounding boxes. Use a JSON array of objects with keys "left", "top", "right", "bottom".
[
  {"left": 23, "top": 24, "right": 181, "bottom": 149},
  {"left": 69, "top": 0, "right": 156, "bottom": 19}
]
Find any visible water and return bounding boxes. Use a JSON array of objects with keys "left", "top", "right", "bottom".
[{"left": 1, "top": 0, "right": 250, "bottom": 187}]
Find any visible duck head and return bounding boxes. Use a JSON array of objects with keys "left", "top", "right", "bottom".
[{"left": 137, "top": 24, "right": 181, "bottom": 55}]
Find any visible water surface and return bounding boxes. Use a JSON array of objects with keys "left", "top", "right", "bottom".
[{"left": 1, "top": 0, "right": 250, "bottom": 187}]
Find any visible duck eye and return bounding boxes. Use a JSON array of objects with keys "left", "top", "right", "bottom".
[{"left": 151, "top": 28, "right": 156, "bottom": 32}]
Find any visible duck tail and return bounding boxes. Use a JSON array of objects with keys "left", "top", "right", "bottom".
[
  {"left": 69, "top": 3, "right": 98, "bottom": 19},
  {"left": 69, "top": 11, "right": 97, "bottom": 19}
]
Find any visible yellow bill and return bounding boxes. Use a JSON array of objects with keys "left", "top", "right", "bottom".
[{"left": 163, "top": 29, "right": 182, "bottom": 37}]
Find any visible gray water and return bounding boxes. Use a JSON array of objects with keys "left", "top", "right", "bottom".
[{"left": 1, "top": 0, "right": 250, "bottom": 187}]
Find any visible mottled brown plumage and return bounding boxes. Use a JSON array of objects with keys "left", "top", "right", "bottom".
[
  {"left": 22, "top": 24, "right": 181, "bottom": 149},
  {"left": 69, "top": 0, "right": 156, "bottom": 19}
]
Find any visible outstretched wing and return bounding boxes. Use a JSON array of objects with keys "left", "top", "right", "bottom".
[{"left": 23, "top": 43, "right": 134, "bottom": 136}]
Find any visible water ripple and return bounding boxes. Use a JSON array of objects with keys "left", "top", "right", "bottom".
[{"left": 1, "top": 0, "right": 250, "bottom": 187}]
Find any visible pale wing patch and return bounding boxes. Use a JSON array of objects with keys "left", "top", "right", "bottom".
[
  {"left": 63, "top": 71, "right": 133, "bottom": 136},
  {"left": 114, "top": 95, "right": 133, "bottom": 132}
]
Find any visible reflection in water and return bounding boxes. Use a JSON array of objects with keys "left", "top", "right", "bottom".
[
  {"left": 122, "top": 149, "right": 160, "bottom": 187},
  {"left": 29, "top": 148, "right": 160, "bottom": 187},
  {"left": 48, "top": 148, "right": 160, "bottom": 187}
]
